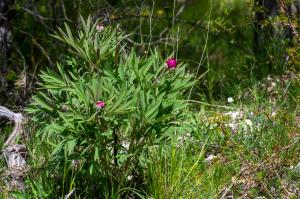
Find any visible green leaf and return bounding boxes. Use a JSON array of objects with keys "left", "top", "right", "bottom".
[
  {"left": 80, "top": 145, "right": 92, "bottom": 157},
  {"left": 32, "top": 95, "right": 54, "bottom": 111},
  {"left": 51, "top": 141, "right": 65, "bottom": 157},
  {"left": 89, "top": 163, "right": 94, "bottom": 175},
  {"left": 101, "top": 129, "right": 113, "bottom": 137},
  {"left": 109, "top": 90, "right": 129, "bottom": 113},
  {"left": 66, "top": 138, "right": 77, "bottom": 156},
  {"left": 139, "top": 90, "right": 146, "bottom": 112},
  {"left": 118, "top": 64, "right": 126, "bottom": 81},
  {"left": 57, "top": 112, "right": 76, "bottom": 131},
  {"left": 94, "top": 147, "right": 99, "bottom": 161},
  {"left": 140, "top": 56, "right": 154, "bottom": 77},
  {"left": 145, "top": 93, "right": 165, "bottom": 121}
]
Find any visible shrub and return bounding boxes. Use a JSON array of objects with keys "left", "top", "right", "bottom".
[{"left": 26, "top": 16, "right": 195, "bottom": 197}]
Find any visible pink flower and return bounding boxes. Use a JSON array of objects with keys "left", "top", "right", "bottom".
[
  {"left": 96, "top": 24, "right": 105, "bottom": 32},
  {"left": 95, "top": 101, "right": 105, "bottom": 109},
  {"left": 166, "top": 58, "right": 177, "bottom": 69}
]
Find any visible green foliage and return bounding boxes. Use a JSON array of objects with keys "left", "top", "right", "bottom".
[
  {"left": 52, "top": 16, "right": 120, "bottom": 71},
  {"left": 1, "top": 1, "right": 300, "bottom": 198},
  {"left": 26, "top": 17, "right": 194, "bottom": 197},
  {"left": 146, "top": 139, "right": 207, "bottom": 199}
]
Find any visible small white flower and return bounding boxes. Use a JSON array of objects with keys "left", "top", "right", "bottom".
[
  {"left": 227, "top": 97, "right": 234, "bottom": 103},
  {"left": 127, "top": 175, "right": 133, "bottom": 181},
  {"left": 270, "top": 187, "right": 276, "bottom": 192},
  {"left": 121, "top": 141, "right": 130, "bottom": 150},
  {"left": 271, "top": 82, "right": 276, "bottom": 87},
  {"left": 245, "top": 119, "right": 253, "bottom": 127},
  {"left": 71, "top": 160, "right": 80, "bottom": 169},
  {"left": 271, "top": 111, "right": 276, "bottom": 117},
  {"left": 230, "top": 111, "right": 240, "bottom": 120},
  {"left": 228, "top": 123, "right": 236, "bottom": 129},
  {"left": 227, "top": 122, "right": 239, "bottom": 132}
]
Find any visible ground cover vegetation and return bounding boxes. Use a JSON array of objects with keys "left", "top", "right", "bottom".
[{"left": 0, "top": 0, "right": 300, "bottom": 198}]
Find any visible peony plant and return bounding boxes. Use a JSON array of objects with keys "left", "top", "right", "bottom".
[{"left": 26, "top": 16, "right": 195, "bottom": 197}]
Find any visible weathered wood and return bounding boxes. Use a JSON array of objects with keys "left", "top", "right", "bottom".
[{"left": 0, "top": 106, "right": 27, "bottom": 192}]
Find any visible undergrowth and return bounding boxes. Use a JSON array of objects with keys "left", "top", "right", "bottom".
[{"left": 0, "top": 1, "right": 300, "bottom": 197}]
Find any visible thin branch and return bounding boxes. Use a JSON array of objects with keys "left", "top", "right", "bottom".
[
  {"left": 0, "top": 106, "right": 23, "bottom": 146},
  {"left": 64, "top": 188, "right": 76, "bottom": 199},
  {"left": 111, "top": 14, "right": 206, "bottom": 28},
  {"left": 19, "top": 7, "right": 71, "bottom": 22},
  {"left": 187, "top": 100, "right": 235, "bottom": 110},
  {"left": 17, "top": 29, "right": 54, "bottom": 67}
]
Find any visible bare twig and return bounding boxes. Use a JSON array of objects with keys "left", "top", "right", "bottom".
[
  {"left": 19, "top": 7, "right": 70, "bottom": 22},
  {"left": 64, "top": 188, "right": 76, "bottom": 199},
  {"left": 187, "top": 100, "right": 235, "bottom": 110},
  {"left": 111, "top": 14, "right": 206, "bottom": 28}
]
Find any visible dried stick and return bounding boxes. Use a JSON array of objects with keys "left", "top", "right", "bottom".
[
  {"left": 0, "top": 106, "right": 27, "bottom": 192},
  {"left": 0, "top": 106, "right": 24, "bottom": 146}
]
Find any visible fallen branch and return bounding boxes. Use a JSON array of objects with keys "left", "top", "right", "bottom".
[{"left": 0, "top": 106, "right": 27, "bottom": 192}]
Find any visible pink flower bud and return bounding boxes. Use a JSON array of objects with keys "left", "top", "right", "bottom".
[
  {"left": 95, "top": 101, "right": 105, "bottom": 109},
  {"left": 166, "top": 58, "right": 177, "bottom": 69},
  {"left": 96, "top": 24, "right": 105, "bottom": 32}
]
